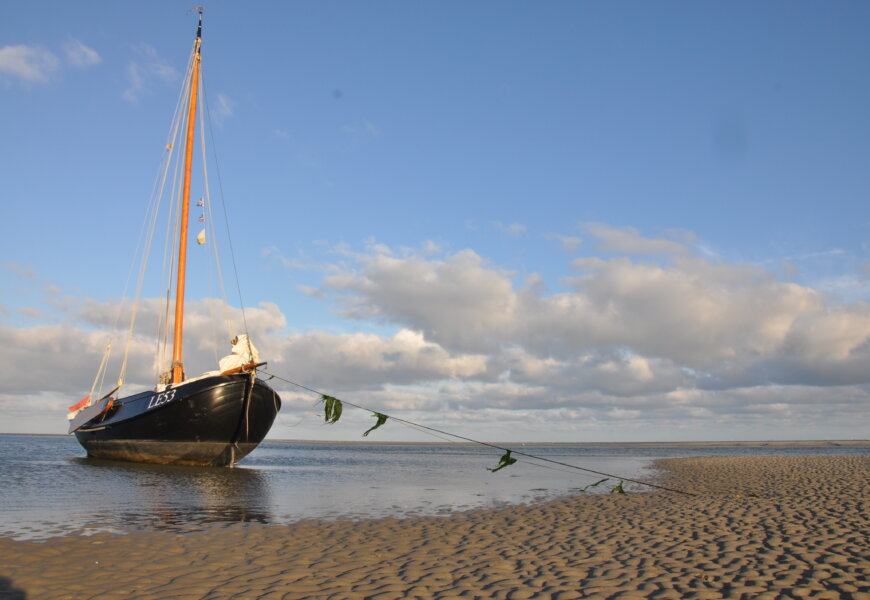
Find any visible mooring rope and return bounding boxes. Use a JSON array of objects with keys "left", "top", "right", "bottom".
[{"left": 260, "top": 369, "right": 698, "bottom": 496}]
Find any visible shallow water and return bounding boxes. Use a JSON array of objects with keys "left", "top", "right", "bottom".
[{"left": 0, "top": 434, "right": 866, "bottom": 540}]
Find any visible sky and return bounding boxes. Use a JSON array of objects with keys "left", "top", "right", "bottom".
[{"left": 1, "top": 1, "right": 868, "bottom": 442}]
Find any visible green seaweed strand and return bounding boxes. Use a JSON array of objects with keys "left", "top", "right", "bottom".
[
  {"left": 581, "top": 478, "right": 610, "bottom": 491},
  {"left": 322, "top": 395, "right": 343, "bottom": 424},
  {"left": 363, "top": 413, "right": 388, "bottom": 437},
  {"left": 488, "top": 450, "right": 518, "bottom": 473}
]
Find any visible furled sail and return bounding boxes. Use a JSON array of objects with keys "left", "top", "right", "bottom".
[{"left": 219, "top": 334, "right": 260, "bottom": 372}]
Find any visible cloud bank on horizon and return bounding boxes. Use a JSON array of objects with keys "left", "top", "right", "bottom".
[{"left": 3, "top": 224, "right": 868, "bottom": 442}]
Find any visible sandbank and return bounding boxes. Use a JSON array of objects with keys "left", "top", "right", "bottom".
[{"left": 1, "top": 455, "right": 867, "bottom": 599}]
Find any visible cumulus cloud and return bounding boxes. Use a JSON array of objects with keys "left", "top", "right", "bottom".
[
  {"left": 547, "top": 233, "right": 582, "bottom": 252},
  {"left": 211, "top": 92, "right": 234, "bottom": 124},
  {"left": 322, "top": 249, "right": 518, "bottom": 352},
  {"left": 0, "top": 297, "right": 287, "bottom": 398},
  {"left": 63, "top": 39, "right": 101, "bottom": 68},
  {"left": 585, "top": 222, "right": 689, "bottom": 256},
  {"left": 0, "top": 44, "right": 60, "bottom": 83},
  {"left": 314, "top": 227, "right": 870, "bottom": 398},
  {"left": 342, "top": 118, "right": 381, "bottom": 142},
  {"left": 270, "top": 329, "right": 488, "bottom": 391},
  {"left": 122, "top": 44, "right": 178, "bottom": 103},
  {"left": 0, "top": 40, "right": 100, "bottom": 85},
  {"left": 3, "top": 225, "right": 869, "bottom": 440},
  {"left": 493, "top": 221, "right": 527, "bottom": 236}
]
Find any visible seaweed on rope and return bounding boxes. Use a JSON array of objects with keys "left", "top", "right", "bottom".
[
  {"left": 321, "top": 395, "right": 342, "bottom": 424},
  {"left": 272, "top": 370, "right": 697, "bottom": 496},
  {"left": 363, "top": 412, "right": 388, "bottom": 437},
  {"left": 581, "top": 478, "right": 610, "bottom": 491},
  {"left": 488, "top": 450, "right": 518, "bottom": 472}
]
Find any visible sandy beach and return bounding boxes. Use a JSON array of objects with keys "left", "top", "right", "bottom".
[{"left": 1, "top": 455, "right": 867, "bottom": 599}]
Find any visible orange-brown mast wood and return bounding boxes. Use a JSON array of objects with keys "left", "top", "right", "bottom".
[{"left": 171, "top": 8, "right": 203, "bottom": 384}]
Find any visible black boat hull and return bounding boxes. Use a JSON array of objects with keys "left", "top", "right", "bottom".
[{"left": 73, "top": 373, "right": 281, "bottom": 466}]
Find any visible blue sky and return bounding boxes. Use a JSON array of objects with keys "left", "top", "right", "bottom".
[{"left": 1, "top": 1, "right": 868, "bottom": 442}]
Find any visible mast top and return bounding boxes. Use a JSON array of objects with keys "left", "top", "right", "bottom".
[{"left": 192, "top": 6, "right": 203, "bottom": 45}]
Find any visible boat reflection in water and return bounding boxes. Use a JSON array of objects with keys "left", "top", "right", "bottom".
[{"left": 70, "top": 457, "right": 271, "bottom": 532}]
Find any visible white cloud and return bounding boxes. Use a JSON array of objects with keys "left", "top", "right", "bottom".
[
  {"left": 314, "top": 229, "right": 870, "bottom": 395},
  {"left": 547, "top": 233, "right": 582, "bottom": 252},
  {"left": 3, "top": 225, "right": 869, "bottom": 440},
  {"left": 493, "top": 221, "right": 527, "bottom": 236},
  {"left": 0, "top": 44, "right": 59, "bottom": 83},
  {"left": 2, "top": 261, "right": 37, "bottom": 279},
  {"left": 63, "top": 39, "right": 101, "bottom": 68},
  {"left": 606, "top": 408, "right": 642, "bottom": 420},
  {"left": 269, "top": 329, "right": 488, "bottom": 391},
  {"left": 813, "top": 273, "right": 870, "bottom": 304},
  {"left": 122, "top": 44, "right": 178, "bottom": 103},
  {"left": 322, "top": 249, "right": 518, "bottom": 352},
  {"left": 122, "top": 63, "right": 146, "bottom": 102},
  {"left": 585, "top": 222, "right": 688, "bottom": 256},
  {"left": 211, "top": 92, "right": 234, "bottom": 123},
  {"left": 0, "top": 40, "right": 100, "bottom": 85},
  {"left": 420, "top": 240, "right": 442, "bottom": 255},
  {"left": 341, "top": 118, "right": 381, "bottom": 141}
]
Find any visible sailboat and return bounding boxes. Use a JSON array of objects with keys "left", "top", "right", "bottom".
[{"left": 67, "top": 9, "right": 281, "bottom": 467}]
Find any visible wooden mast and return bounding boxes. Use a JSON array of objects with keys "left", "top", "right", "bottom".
[{"left": 171, "top": 8, "right": 203, "bottom": 384}]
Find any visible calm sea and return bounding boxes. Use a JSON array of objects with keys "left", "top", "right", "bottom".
[{"left": 0, "top": 434, "right": 866, "bottom": 540}]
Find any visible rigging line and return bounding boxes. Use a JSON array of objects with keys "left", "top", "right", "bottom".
[
  {"left": 197, "top": 85, "right": 221, "bottom": 364},
  {"left": 121, "top": 102, "right": 186, "bottom": 387},
  {"left": 158, "top": 73, "right": 191, "bottom": 379},
  {"left": 118, "top": 37, "right": 196, "bottom": 387},
  {"left": 202, "top": 220, "right": 220, "bottom": 366},
  {"left": 116, "top": 128, "right": 171, "bottom": 386},
  {"left": 155, "top": 150, "right": 175, "bottom": 368},
  {"left": 158, "top": 157, "right": 180, "bottom": 375},
  {"left": 92, "top": 344, "right": 112, "bottom": 403},
  {"left": 197, "top": 72, "right": 233, "bottom": 343},
  {"left": 113, "top": 42, "right": 195, "bottom": 388},
  {"left": 148, "top": 48, "right": 194, "bottom": 380},
  {"left": 261, "top": 370, "right": 697, "bottom": 496},
  {"left": 200, "top": 74, "right": 250, "bottom": 340},
  {"left": 158, "top": 118, "right": 184, "bottom": 368}
]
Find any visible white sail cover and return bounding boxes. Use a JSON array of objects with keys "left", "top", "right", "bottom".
[{"left": 219, "top": 334, "right": 260, "bottom": 372}]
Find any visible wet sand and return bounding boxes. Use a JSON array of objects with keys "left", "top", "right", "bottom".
[{"left": 1, "top": 455, "right": 867, "bottom": 599}]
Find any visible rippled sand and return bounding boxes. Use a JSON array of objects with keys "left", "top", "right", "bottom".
[{"left": 1, "top": 455, "right": 867, "bottom": 599}]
